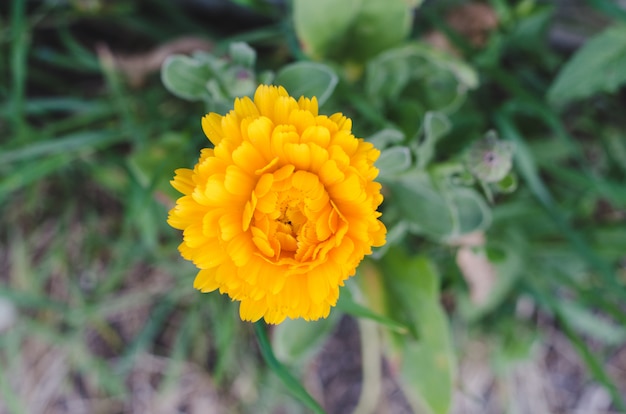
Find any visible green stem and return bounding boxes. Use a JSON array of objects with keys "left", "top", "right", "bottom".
[{"left": 253, "top": 322, "right": 326, "bottom": 414}]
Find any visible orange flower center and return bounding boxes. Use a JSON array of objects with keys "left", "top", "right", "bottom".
[
  {"left": 244, "top": 164, "right": 346, "bottom": 267},
  {"left": 275, "top": 194, "right": 304, "bottom": 251}
]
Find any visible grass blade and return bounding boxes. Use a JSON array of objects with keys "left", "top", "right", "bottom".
[
  {"left": 0, "top": 155, "right": 69, "bottom": 200},
  {"left": 526, "top": 282, "right": 626, "bottom": 411},
  {"left": 0, "top": 130, "right": 123, "bottom": 164},
  {"left": 117, "top": 297, "right": 177, "bottom": 375},
  {"left": 556, "top": 310, "right": 626, "bottom": 412},
  {"left": 494, "top": 111, "right": 624, "bottom": 295},
  {"left": 0, "top": 287, "right": 69, "bottom": 314},
  {"left": 10, "top": 0, "right": 28, "bottom": 137},
  {"left": 0, "top": 328, "right": 28, "bottom": 414},
  {"left": 0, "top": 98, "right": 110, "bottom": 117}
]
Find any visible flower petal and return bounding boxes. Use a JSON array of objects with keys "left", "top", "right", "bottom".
[
  {"left": 201, "top": 113, "right": 224, "bottom": 146},
  {"left": 193, "top": 269, "right": 219, "bottom": 292},
  {"left": 307, "top": 273, "right": 330, "bottom": 304},
  {"left": 239, "top": 299, "right": 267, "bottom": 322},
  {"left": 224, "top": 165, "right": 254, "bottom": 196}
]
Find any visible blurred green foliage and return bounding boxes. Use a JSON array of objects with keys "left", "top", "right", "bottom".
[{"left": 1, "top": 0, "right": 626, "bottom": 413}]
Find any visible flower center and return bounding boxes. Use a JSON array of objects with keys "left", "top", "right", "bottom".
[
  {"left": 277, "top": 193, "right": 306, "bottom": 233},
  {"left": 245, "top": 166, "right": 341, "bottom": 265}
]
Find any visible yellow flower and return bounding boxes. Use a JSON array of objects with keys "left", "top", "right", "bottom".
[{"left": 168, "top": 85, "right": 386, "bottom": 324}]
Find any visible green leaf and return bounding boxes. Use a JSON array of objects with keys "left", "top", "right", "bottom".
[
  {"left": 416, "top": 111, "right": 451, "bottom": 169},
  {"left": 293, "top": 0, "right": 414, "bottom": 63},
  {"left": 293, "top": 0, "right": 360, "bottom": 60},
  {"left": 274, "top": 62, "right": 338, "bottom": 106},
  {"left": 367, "top": 128, "right": 405, "bottom": 150},
  {"left": 336, "top": 288, "right": 409, "bottom": 334},
  {"left": 386, "top": 173, "right": 451, "bottom": 239},
  {"left": 423, "top": 111, "right": 451, "bottom": 142},
  {"left": 340, "top": 0, "right": 414, "bottom": 63},
  {"left": 449, "top": 188, "right": 492, "bottom": 235},
  {"left": 376, "top": 146, "right": 412, "bottom": 177},
  {"left": 386, "top": 171, "right": 492, "bottom": 240},
  {"left": 548, "top": 24, "right": 626, "bottom": 107},
  {"left": 380, "top": 249, "right": 455, "bottom": 414},
  {"left": 367, "top": 51, "right": 412, "bottom": 102},
  {"left": 161, "top": 55, "right": 212, "bottom": 101},
  {"left": 367, "top": 44, "right": 479, "bottom": 98},
  {"left": 272, "top": 312, "right": 340, "bottom": 365},
  {"left": 365, "top": 44, "right": 478, "bottom": 114}
]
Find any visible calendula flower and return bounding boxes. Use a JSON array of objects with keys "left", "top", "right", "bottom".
[{"left": 168, "top": 85, "right": 386, "bottom": 324}]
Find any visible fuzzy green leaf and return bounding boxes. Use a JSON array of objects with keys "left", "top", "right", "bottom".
[
  {"left": 416, "top": 112, "right": 451, "bottom": 169},
  {"left": 386, "top": 171, "right": 491, "bottom": 240},
  {"left": 376, "top": 146, "right": 412, "bottom": 177},
  {"left": 274, "top": 62, "right": 338, "bottom": 106},
  {"left": 366, "top": 44, "right": 478, "bottom": 104},
  {"left": 380, "top": 249, "right": 455, "bottom": 414},
  {"left": 548, "top": 24, "right": 626, "bottom": 107},
  {"left": 161, "top": 55, "right": 212, "bottom": 101},
  {"left": 336, "top": 288, "right": 409, "bottom": 334},
  {"left": 293, "top": 0, "right": 414, "bottom": 63},
  {"left": 367, "top": 128, "right": 405, "bottom": 149}
]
